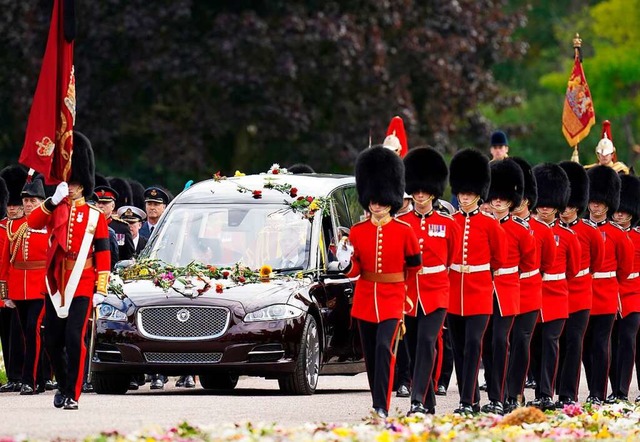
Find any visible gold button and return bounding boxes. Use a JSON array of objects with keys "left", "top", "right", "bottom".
[
  {"left": 419, "top": 238, "right": 424, "bottom": 243},
  {"left": 378, "top": 270, "right": 382, "bottom": 273}
]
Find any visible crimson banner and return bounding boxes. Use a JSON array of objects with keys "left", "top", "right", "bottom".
[{"left": 562, "top": 56, "right": 596, "bottom": 147}]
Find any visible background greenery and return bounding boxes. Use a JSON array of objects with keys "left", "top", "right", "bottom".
[{"left": 1, "top": 0, "right": 638, "bottom": 195}]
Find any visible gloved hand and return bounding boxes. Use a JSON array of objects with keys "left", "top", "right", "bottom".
[
  {"left": 51, "top": 182, "right": 69, "bottom": 205},
  {"left": 3, "top": 299, "right": 16, "bottom": 309},
  {"left": 92, "top": 293, "right": 106, "bottom": 307},
  {"left": 336, "top": 237, "right": 354, "bottom": 270}
]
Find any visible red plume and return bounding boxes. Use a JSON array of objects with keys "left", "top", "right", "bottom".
[
  {"left": 601, "top": 120, "right": 617, "bottom": 161},
  {"left": 385, "top": 116, "right": 408, "bottom": 158}
]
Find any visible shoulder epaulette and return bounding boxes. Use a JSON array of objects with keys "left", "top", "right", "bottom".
[
  {"left": 582, "top": 219, "right": 597, "bottom": 228},
  {"left": 435, "top": 210, "right": 454, "bottom": 220},
  {"left": 111, "top": 217, "right": 129, "bottom": 225},
  {"left": 609, "top": 221, "right": 626, "bottom": 231},
  {"left": 351, "top": 218, "right": 369, "bottom": 228},
  {"left": 89, "top": 204, "right": 104, "bottom": 215},
  {"left": 392, "top": 218, "right": 411, "bottom": 227},
  {"left": 633, "top": 226, "right": 640, "bottom": 234},
  {"left": 512, "top": 215, "right": 529, "bottom": 229},
  {"left": 558, "top": 223, "right": 576, "bottom": 234},
  {"left": 481, "top": 211, "right": 496, "bottom": 219}
]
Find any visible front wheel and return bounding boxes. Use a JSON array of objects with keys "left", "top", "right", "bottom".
[
  {"left": 278, "top": 314, "right": 320, "bottom": 395},
  {"left": 92, "top": 372, "right": 130, "bottom": 395},
  {"left": 199, "top": 373, "right": 239, "bottom": 391}
]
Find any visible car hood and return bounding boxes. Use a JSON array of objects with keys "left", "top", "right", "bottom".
[{"left": 114, "top": 278, "right": 308, "bottom": 313}]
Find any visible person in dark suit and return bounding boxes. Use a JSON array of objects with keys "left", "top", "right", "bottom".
[
  {"left": 139, "top": 186, "right": 170, "bottom": 240},
  {"left": 117, "top": 206, "right": 148, "bottom": 256},
  {"left": 94, "top": 186, "right": 135, "bottom": 261}
]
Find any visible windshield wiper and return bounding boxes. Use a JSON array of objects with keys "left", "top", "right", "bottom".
[{"left": 273, "top": 266, "right": 304, "bottom": 273}]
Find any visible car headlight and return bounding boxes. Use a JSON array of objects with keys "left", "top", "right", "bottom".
[
  {"left": 244, "top": 304, "right": 304, "bottom": 322},
  {"left": 97, "top": 303, "right": 128, "bottom": 321}
]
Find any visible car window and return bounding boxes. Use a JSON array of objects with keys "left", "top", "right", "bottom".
[{"left": 332, "top": 186, "right": 362, "bottom": 227}]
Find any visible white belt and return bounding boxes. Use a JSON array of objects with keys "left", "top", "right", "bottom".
[
  {"left": 628, "top": 272, "right": 639, "bottom": 280},
  {"left": 520, "top": 269, "right": 539, "bottom": 279},
  {"left": 420, "top": 265, "right": 447, "bottom": 275},
  {"left": 542, "top": 272, "right": 565, "bottom": 281},
  {"left": 593, "top": 271, "right": 616, "bottom": 279},
  {"left": 575, "top": 268, "right": 590, "bottom": 278},
  {"left": 493, "top": 266, "right": 519, "bottom": 277},
  {"left": 450, "top": 263, "right": 490, "bottom": 274}
]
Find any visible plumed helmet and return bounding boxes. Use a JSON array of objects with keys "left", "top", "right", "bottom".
[
  {"left": 532, "top": 163, "right": 570, "bottom": 211},
  {"left": 0, "top": 165, "right": 28, "bottom": 206},
  {"left": 127, "top": 179, "right": 146, "bottom": 210},
  {"left": 382, "top": 116, "right": 408, "bottom": 158},
  {"left": 404, "top": 147, "right": 448, "bottom": 198},
  {"left": 587, "top": 165, "right": 621, "bottom": 213},
  {"left": 288, "top": 163, "right": 315, "bottom": 174},
  {"left": 510, "top": 157, "right": 537, "bottom": 208},
  {"left": 355, "top": 145, "right": 405, "bottom": 215},
  {"left": 70, "top": 131, "right": 95, "bottom": 198},
  {"left": 108, "top": 177, "right": 134, "bottom": 209},
  {"left": 449, "top": 148, "right": 491, "bottom": 200},
  {"left": 0, "top": 178, "right": 7, "bottom": 219},
  {"left": 490, "top": 131, "right": 508, "bottom": 146},
  {"left": 618, "top": 174, "right": 640, "bottom": 225},
  {"left": 488, "top": 159, "right": 524, "bottom": 210},
  {"left": 558, "top": 161, "right": 589, "bottom": 216},
  {"left": 596, "top": 120, "right": 615, "bottom": 156}
]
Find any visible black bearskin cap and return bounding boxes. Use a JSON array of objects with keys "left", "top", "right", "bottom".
[
  {"left": 511, "top": 157, "right": 537, "bottom": 208},
  {"left": 21, "top": 176, "right": 46, "bottom": 200},
  {"left": 488, "top": 159, "right": 524, "bottom": 210},
  {"left": 94, "top": 173, "right": 109, "bottom": 189},
  {"left": 70, "top": 131, "right": 95, "bottom": 198},
  {"left": 355, "top": 145, "right": 405, "bottom": 215},
  {"left": 288, "top": 163, "right": 315, "bottom": 174},
  {"left": 619, "top": 174, "right": 640, "bottom": 225},
  {"left": 0, "top": 177, "right": 8, "bottom": 219},
  {"left": 108, "top": 177, "right": 133, "bottom": 209},
  {"left": 404, "top": 147, "right": 448, "bottom": 198},
  {"left": 449, "top": 148, "right": 491, "bottom": 199},
  {"left": 587, "top": 165, "right": 621, "bottom": 213},
  {"left": 532, "top": 163, "right": 570, "bottom": 211},
  {"left": 0, "top": 165, "right": 28, "bottom": 206},
  {"left": 128, "top": 179, "right": 146, "bottom": 210},
  {"left": 559, "top": 161, "right": 589, "bottom": 216}
]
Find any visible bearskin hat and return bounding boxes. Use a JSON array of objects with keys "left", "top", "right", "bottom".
[
  {"left": 355, "top": 145, "right": 405, "bottom": 215},
  {"left": 127, "top": 179, "right": 146, "bottom": 210},
  {"left": 70, "top": 131, "right": 95, "bottom": 198},
  {"left": 94, "top": 173, "right": 109, "bottom": 189},
  {"left": 0, "top": 178, "right": 8, "bottom": 219},
  {"left": 0, "top": 165, "right": 28, "bottom": 206},
  {"left": 449, "top": 148, "right": 491, "bottom": 199},
  {"left": 108, "top": 177, "right": 133, "bottom": 208},
  {"left": 558, "top": 161, "right": 589, "bottom": 216},
  {"left": 587, "top": 165, "right": 621, "bottom": 213},
  {"left": 404, "top": 147, "right": 448, "bottom": 198},
  {"left": 488, "top": 159, "right": 524, "bottom": 210},
  {"left": 618, "top": 174, "right": 640, "bottom": 225},
  {"left": 288, "top": 163, "right": 315, "bottom": 174},
  {"left": 532, "top": 163, "right": 570, "bottom": 211},
  {"left": 511, "top": 157, "right": 537, "bottom": 208}
]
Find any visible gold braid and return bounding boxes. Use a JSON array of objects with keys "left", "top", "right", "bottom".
[{"left": 6, "top": 220, "right": 29, "bottom": 264}]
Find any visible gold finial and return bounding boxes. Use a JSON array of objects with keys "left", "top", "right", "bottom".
[{"left": 573, "top": 33, "right": 582, "bottom": 48}]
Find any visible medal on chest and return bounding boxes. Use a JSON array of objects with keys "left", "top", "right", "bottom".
[
  {"left": 601, "top": 231, "right": 607, "bottom": 242},
  {"left": 428, "top": 224, "right": 446, "bottom": 238},
  {"left": 554, "top": 234, "right": 560, "bottom": 246},
  {"left": 76, "top": 212, "right": 84, "bottom": 223}
]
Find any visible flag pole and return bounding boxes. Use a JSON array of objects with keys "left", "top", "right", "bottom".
[{"left": 571, "top": 33, "right": 582, "bottom": 163}]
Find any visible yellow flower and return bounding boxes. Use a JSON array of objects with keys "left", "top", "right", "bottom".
[
  {"left": 596, "top": 425, "right": 611, "bottom": 439},
  {"left": 376, "top": 430, "right": 393, "bottom": 442},
  {"left": 139, "top": 268, "right": 149, "bottom": 276},
  {"left": 234, "top": 170, "right": 245, "bottom": 177},
  {"left": 259, "top": 265, "right": 273, "bottom": 278},
  {"left": 309, "top": 200, "right": 319, "bottom": 211},
  {"left": 332, "top": 428, "right": 352, "bottom": 438}
]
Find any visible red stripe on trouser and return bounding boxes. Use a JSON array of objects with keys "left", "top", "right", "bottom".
[
  {"left": 433, "top": 329, "right": 444, "bottom": 385},
  {"left": 384, "top": 321, "right": 402, "bottom": 411},
  {"left": 73, "top": 304, "right": 94, "bottom": 400},
  {"left": 31, "top": 305, "right": 45, "bottom": 385}
]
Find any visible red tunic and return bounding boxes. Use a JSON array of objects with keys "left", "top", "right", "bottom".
[
  {"left": 493, "top": 215, "right": 537, "bottom": 316},
  {"left": 539, "top": 221, "right": 581, "bottom": 322},
  {"left": 591, "top": 220, "right": 634, "bottom": 315},
  {"left": 0, "top": 216, "right": 49, "bottom": 301},
  {"left": 27, "top": 198, "right": 111, "bottom": 299},
  {"left": 519, "top": 216, "right": 556, "bottom": 314},
  {"left": 399, "top": 209, "right": 461, "bottom": 316},
  {"left": 448, "top": 208, "right": 507, "bottom": 316},
  {"left": 562, "top": 218, "right": 605, "bottom": 313},
  {"left": 347, "top": 217, "right": 421, "bottom": 323},
  {"left": 620, "top": 227, "right": 640, "bottom": 317}
]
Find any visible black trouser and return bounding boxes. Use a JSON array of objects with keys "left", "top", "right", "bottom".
[
  {"left": 436, "top": 323, "right": 454, "bottom": 390},
  {"left": 43, "top": 295, "right": 92, "bottom": 401},
  {"left": 357, "top": 318, "right": 402, "bottom": 412},
  {"left": 16, "top": 299, "right": 45, "bottom": 387},
  {"left": 530, "top": 319, "right": 564, "bottom": 398},
  {"left": 393, "top": 338, "right": 412, "bottom": 390},
  {"left": 482, "top": 297, "right": 515, "bottom": 403},
  {"left": 611, "top": 312, "right": 640, "bottom": 398},
  {"left": 556, "top": 309, "right": 590, "bottom": 401},
  {"left": 582, "top": 313, "right": 615, "bottom": 399},
  {"left": 506, "top": 310, "right": 538, "bottom": 401},
  {"left": 448, "top": 313, "right": 490, "bottom": 406},
  {"left": 404, "top": 307, "right": 446, "bottom": 408},
  {"left": 0, "top": 307, "right": 24, "bottom": 382}
]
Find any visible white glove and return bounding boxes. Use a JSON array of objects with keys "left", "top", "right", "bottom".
[
  {"left": 51, "top": 182, "right": 69, "bottom": 205},
  {"left": 336, "top": 237, "right": 354, "bottom": 270},
  {"left": 3, "top": 299, "right": 15, "bottom": 309},
  {"left": 93, "top": 293, "right": 106, "bottom": 307}
]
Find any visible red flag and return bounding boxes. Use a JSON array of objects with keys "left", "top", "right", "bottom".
[
  {"left": 20, "top": 0, "right": 75, "bottom": 185},
  {"left": 562, "top": 55, "right": 596, "bottom": 147}
]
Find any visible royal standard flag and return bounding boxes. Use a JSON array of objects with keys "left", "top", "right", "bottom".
[{"left": 562, "top": 55, "right": 596, "bottom": 147}]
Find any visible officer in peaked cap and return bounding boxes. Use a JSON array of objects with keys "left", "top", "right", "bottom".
[
  {"left": 490, "top": 131, "right": 509, "bottom": 162},
  {"left": 117, "top": 206, "right": 148, "bottom": 255},
  {"left": 94, "top": 185, "right": 135, "bottom": 262},
  {"left": 139, "top": 186, "right": 170, "bottom": 240}
]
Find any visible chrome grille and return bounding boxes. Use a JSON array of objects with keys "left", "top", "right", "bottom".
[
  {"left": 137, "top": 306, "right": 230, "bottom": 340},
  {"left": 145, "top": 352, "right": 223, "bottom": 364}
]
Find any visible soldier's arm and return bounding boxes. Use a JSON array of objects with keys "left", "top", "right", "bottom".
[
  {"left": 93, "top": 213, "right": 111, "bottom": 294},
  {"left": 27, "top": 199, "right": 55, "bottom": 230}
]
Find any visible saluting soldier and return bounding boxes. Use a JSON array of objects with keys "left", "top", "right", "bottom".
[
  {"left": 399, "top": 147, "right": 461, "bottom": 415},
  {"left": 338, "top": 145, "right": 421, "bottom": 419},
  {"left": 94, "top": 185, "right": 135, "bottom": 261},
  {"left": 556, "top": 161, "right": 604, "bottom": 407},
  {"left": 582, "top": 165, "right": 633, "bottom": 404},
  {"left": 27, "top": 132, "right": 111, "bottom": 410},
  {"left": 447, "top": 149, "right": 507, "bottom": 415}
]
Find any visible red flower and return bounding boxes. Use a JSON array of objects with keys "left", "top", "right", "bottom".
[
  {"left": 238, "top": 276, "right": 246, "bottom": 283},
  {"left": 289, "top": 187, "right": 298, "bottom": 197},
  {"left": 306, "top": 196, "right": 314, "bottom": 202},
  {"left": 222, "top": 270, "right": 230, "bottom": 278},
  {"left": 215, "top": 283, "right": 224, "bottom": 293},
  {"left": 297, "top": 196, "right": 304, "bottom": 201},
  {"left": 272, "top": 169, "right": 279, "bottom": 174},
  {"left": 252, "top": 190, "right": 262, "bottom": 199}
]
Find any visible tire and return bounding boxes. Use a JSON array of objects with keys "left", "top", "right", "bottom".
[
  {"left": 278, "top": 314, "right": 320, "bottom": 395},
  {"left": 92, "top": 372, "right": 130, "bottom": 395},
  {"left": 199, "top": 373, "right": 239, "bottom": 391}
]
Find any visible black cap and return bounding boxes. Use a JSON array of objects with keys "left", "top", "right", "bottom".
[
  {"left": 21, "top": 177, "right": 46, "bottom": 200},
  {"left": 491, "top": 131, "right": 508, "bottom": 146},
  {"left": 144, "top": 186, "right": 170, "bottom": 204},
  {"left": 94, "top": 185, "right": 119, "bottom": 203}
]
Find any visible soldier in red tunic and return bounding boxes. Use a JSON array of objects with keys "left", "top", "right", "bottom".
[
  {"left": 27, "top": 132, "right": 111, "bottom": 410},
  {"left": 555, "top": 161, "right": 604, "bottom": 406},
  {"left": 447, "top": 149, "right": 507, "bottom": 414},
  {"left": 399, "top": 147, "right": 461, "bottom": 415},
  {"left": 607, "top": 174, "right": 640, "bottom": 402},
  {"left": 528, "top": 164, "right": 581, "bottom": 411},
  {"left": 582, "top": 165, "right": 633, "bottom": 404},
  {"left": 340, "top": 146, "right": 421, "bottom": 419},
  {"left": 480, "top": 159, "right": 536, "bottom": 415}
]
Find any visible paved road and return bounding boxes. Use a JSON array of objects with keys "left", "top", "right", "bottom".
[{"left": 1, "top": 370, "right": 639, "bottom": 440}]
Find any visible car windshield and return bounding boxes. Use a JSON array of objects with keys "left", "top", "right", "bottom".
[{"left": 144, "top": 204, "right": 312, "bottom": 271}]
